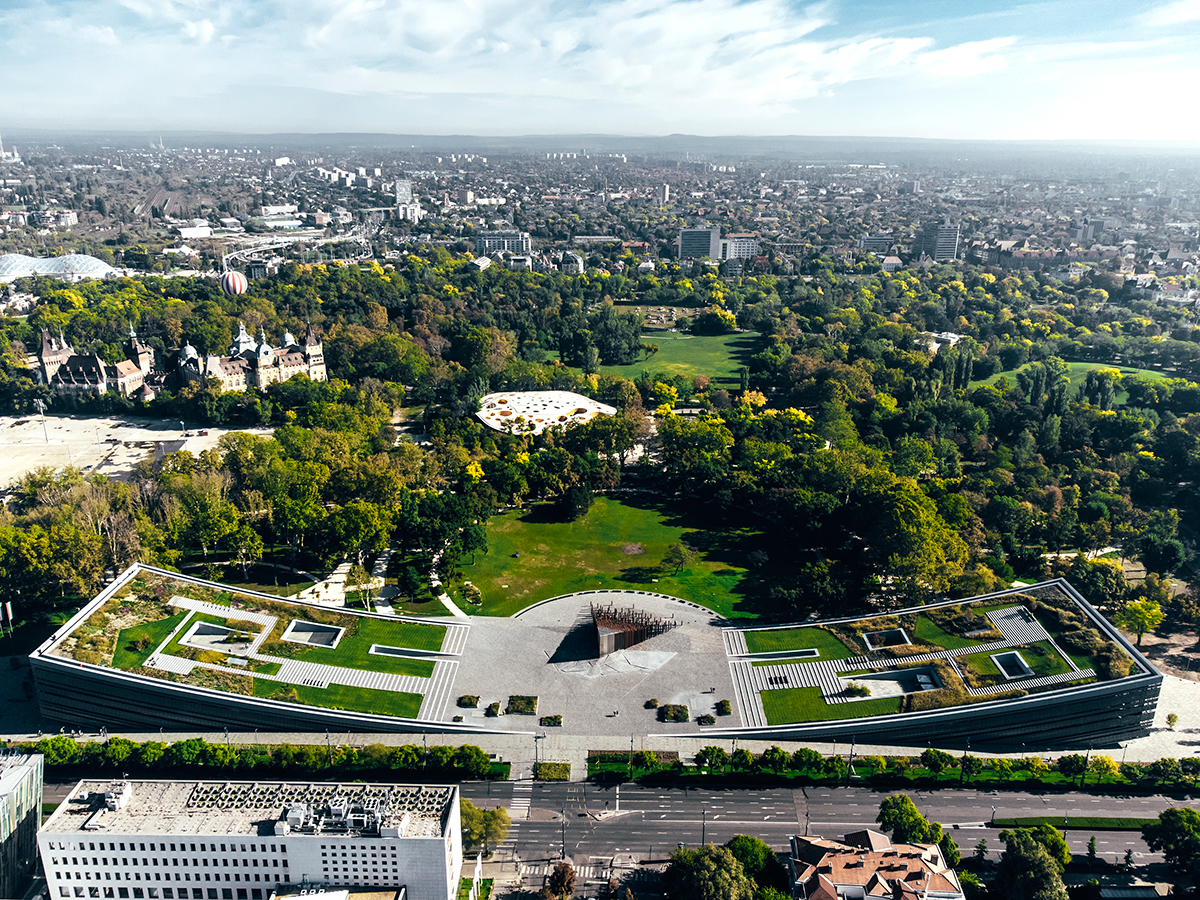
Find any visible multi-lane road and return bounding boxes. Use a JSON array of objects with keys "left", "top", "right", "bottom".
[{"left": 458, "top": 780, "right": 1193, "bottom": 869}]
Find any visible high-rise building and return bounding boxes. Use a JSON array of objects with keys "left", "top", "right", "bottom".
[
  {"left": 916, "top": 222, "right": 959, "bottom": 262},
  {"left": 395, "top": 181, "right": 413, "bottom": 204},
  {"left": 475, "top": 231, "right": 531, "bottom": 254},
  {"left": 679, "top": 225, "right": 720, "bottom": 259},
  {"left": 39, "top": 779, "right": 462, "bottom": 900},
  {"left": 719, "top": 233, "right": 760, "bottom": 260},
  {"left": 0, "top": 752, "right": 44, "bottom": 900},
  {"left": 655, "top": 184, "right": 670, "bottom": 204}
]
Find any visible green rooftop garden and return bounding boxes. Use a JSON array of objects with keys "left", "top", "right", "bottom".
[{"left": 743, "top": 626, "right": 856, "bottom": 658}]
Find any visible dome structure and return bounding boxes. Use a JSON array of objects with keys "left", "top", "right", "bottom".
[{"left": 0, "top": 252, "right": 115, "bottom": 283}]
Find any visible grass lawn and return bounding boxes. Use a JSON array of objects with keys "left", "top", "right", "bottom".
[
  {"left": 458, "top": 496, "right": 758, "bottom": 617},
  {"left": 744, "top": 627, "right": 857, "bottom": 659},
  {"left": 912, "top": 615, "right": 985, "bottom": 651},
  {"left": 112, "top": 612, "right": 189, "bottom": 669},
  {"left": 262, "top": 617, "right": 440, "bottom": 678},
  {"left": 761, "top": 687, "right": 903, "bottom": 725},
  {"left": 252, "top": 679, "right": 423, "bottom": 719},
  {"left": 595, "top": 331, "right": 761, "bottom": 384},
  {"left": 959, "top": 641, "right": 1072, "bottom": 684},
  {"left": 972, "top": 360, "right": 1169, "bottom": 397}
]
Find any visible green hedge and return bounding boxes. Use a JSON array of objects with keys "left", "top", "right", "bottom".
[{"left": 534, "top": 761, "right": 571, "bottom": 781}]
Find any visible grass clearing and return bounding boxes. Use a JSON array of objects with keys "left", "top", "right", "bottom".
[
  {"left": 112, "top": 612, "right": 189, "bottom": 669},
  {"left": 596, "top": 330, "right": 761, "bottom": 384},
  {"left": 252, "top": 679, "right": 423, "bottom": 719},
  {"left": 261, "top": 618, "right": 439, "bottom": 678},
  {"left": 761, "top": 687, "right": 903, "bottom": 725},
  {"left": 973, "top": 360, "right": 1169, "bottom": 397},
  {"left": 912, "top": 615, "right": 985, "bottom": 651},
  {"left": 958, "top": 641, "right": 1072, "bottom": 685},
  {"left": 459, "top": 496, "right": 758, "bottom": 617},
  {"left": 744, "top": 627, "right": 857, "bottom": 659}
]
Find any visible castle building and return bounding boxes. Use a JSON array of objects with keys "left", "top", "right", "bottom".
[{"left": 39, "top": 323, "right": 326, "bottom": 403}]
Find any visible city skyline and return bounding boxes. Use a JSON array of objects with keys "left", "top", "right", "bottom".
[{"left": 3, "top": 0, "right": 1200, "bottom": 141}]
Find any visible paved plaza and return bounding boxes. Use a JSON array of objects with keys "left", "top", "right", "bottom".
[{"left": 447, "top": 590, "right": 737, "bottom": 736}]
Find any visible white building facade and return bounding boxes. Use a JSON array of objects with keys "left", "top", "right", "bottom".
[{"left": 39, "top": 781, "right": 462, "bottom": 900}]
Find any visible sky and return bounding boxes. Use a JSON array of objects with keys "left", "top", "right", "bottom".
[{"left": 3, "top": 0, "right": 1200, "bottom": 141}]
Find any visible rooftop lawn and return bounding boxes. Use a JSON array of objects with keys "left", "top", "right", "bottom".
[
  {"left": 958, "top": 640, "right": 1072, "bottom": 684},
  {"left": 760, "top": 687, "right": 903, "bottom": 725},
  {"left": 595, "top": 330, "right": 762, "bottom": 385},
  {"left": 111, "top": 612, "right": 189, "bottom": 670},
  {"left": 911, "top": 615, "right": 987, "bottom": 651},
  {"left": 743, "top": 627, "right": 857, "bottom": 659},
  {"left": 252, "top": 679, "right": 423, "bottom": 719},
  {"left": 259, "top": 616, "right": 439, "bottom": 679},
  {"left": 458, "top": 496, "right": 759, "bottom": 618}
]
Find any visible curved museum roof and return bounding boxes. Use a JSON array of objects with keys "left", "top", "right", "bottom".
[{"left": 476, "top": 390, "right": 617, "bottom": 434}]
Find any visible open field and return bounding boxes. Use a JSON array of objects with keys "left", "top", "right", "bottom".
[
  {"left": 973, "top": 361, "right": 1170, "bottom": 400},
  {"left": 761, "top": 687, "right": 903, "bottom": 725},
  {"left": 458, "top": 496, "right": 759, "bottom": 618},
  {"left": 555, "top": 331, "right": 761, "bottom": 385}
]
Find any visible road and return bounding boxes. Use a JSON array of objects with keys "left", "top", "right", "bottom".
[{"left": 456, "top": 781, "right": 1195, "bottom": 872}]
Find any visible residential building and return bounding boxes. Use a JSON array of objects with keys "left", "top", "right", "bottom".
[
  {"left": 881, "top": 256, "right": 902, "bottom": 273},
  {"left": 857, "top": 234, "right": 894, "bottom": 251},
  {"left": 1, "top": 752, "right": 43, "bottom": 900},
  {"left": 475, "top": 231, "right": 531, "bottom": 254},
  {"left": 787, "top": 829, "right": 965, "bottom": 900},
  {"left": 720, "top": 233, "right": 759, "bottom": 260},
  {"left": 39, "top": 780, "right": 462, "bottom": 900},
  {"left": 561, "top": 252, "right": 585, "bottom": 275},
  {"left": 679, "top": 225, "right": 720, "bottom": 259},
  {"left": 916, "top": 222, "right": 960, "bottom": 262}
]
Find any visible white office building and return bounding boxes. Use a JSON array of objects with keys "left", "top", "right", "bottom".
[
  {"left": 719, "top": 233, "right": 759, "bottom": 260},
  {"left": 39, "top": 781, "right": 462, "bottom": 900},
  {"left": 475, "top": 231, "right": 531, "bottom": 254}
]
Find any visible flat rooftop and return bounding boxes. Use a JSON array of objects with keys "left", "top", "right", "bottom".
[{"left": 43, "top": 781, "right": 454, "bottom": 839}]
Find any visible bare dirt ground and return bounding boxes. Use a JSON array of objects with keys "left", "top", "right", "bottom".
[{"left": 1137, "top": 626, "right": 1200, "bottom": 680}]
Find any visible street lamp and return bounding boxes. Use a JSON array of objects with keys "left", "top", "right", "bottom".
[{"left": 701, "top": 808, "right": 706, "bottom": 846}]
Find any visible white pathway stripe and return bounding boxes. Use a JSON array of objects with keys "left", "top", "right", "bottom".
[
  {"left": 440, "top": 623, "right": 471, "bottom": 656},
  {"left": 966, "top": 668, "right": 1097, "bottom": 696},
  {"left": 418, "top": 660, "right": 459, "bottom": 720},
  {"left": 987, "top": 606, "right": 1050, "bottom": 644}
]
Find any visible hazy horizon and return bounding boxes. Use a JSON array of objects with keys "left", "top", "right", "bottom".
[{"left": 4, "top": 0, "right": 1200, "bottom": 141}]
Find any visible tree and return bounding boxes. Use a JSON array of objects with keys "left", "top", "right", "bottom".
[
  {"left": 974, "top": 838, "right": 989, "bottom": 864},
  {"left": 547, "top": 861, "right": 577, "bottom": 899},
  {"left": 1028, "top": 824, "right": 1071, "bottom": 871},
  {"left": 961, "top": 755, "right": 984, "bottom": 784},
  {"left": 876, "top": 794, "right": 941, "bottom": 844},
  {"left": 1088, "top": 755, "right": 1118, "bottom": 784},
  {"left": 920, "top": 747, "right": 956, "bottom": 775},
  {"left": 664, "top": 845, "right": 755, "bottom": 900},
  {"left": 992, "top": 829, "right": 1068, "bottom": 900},
  {"left": 940, "top": 833, "right": 961, "bottom": 867},
  {"left": 231, "top": 524, "right": 264, "bottom": 579},
  {"left": 696, "top": 746, "right": 729, "bottom": 773},
  {"left": 1114, "top": 598, "right": 1164, "bottom": 646},
  {"left": 663, "top": 541, "right": 698, "bottom": 575},
  {"left": 1088, "top": 836, "right": 1097, "bottom": 863},
  {"left": 1056, "top": 753, "right": 1087, "bottom": 784},
  {"left": 398, "top": 565, "right": 426, "bottom": 603},
  {"left": 760, "top": 746, "right": 788, "bottom": 772},
  {"left": 732, "top": 748, "right": 754, "bottom": 771},
  {"left": 725, "top": 835, "right": 786, "bottom": 889},
  {"left": 1168, "top": 712, "right": 1179, "bottom": 730},
  {"left": 1143, "top": 807, "right": 1200, "bottom": 871},
  {"left": 482, "top": 806, "right": 511, "bottom": 855},
  {"left": 346, "top": 562, "right": 373, "bottom": 611}
]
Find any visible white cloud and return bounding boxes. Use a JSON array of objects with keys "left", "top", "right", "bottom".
[
  {"left": 182, "top": 19, "right": 215, "bottom": 43},
  {"left": 1144, "top": 0, "right": 1200, "bottom": 25}
]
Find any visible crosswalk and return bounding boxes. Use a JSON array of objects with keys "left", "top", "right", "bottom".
[
  {"left": 518, "top": 864, "right": 607, "bottom": 878},
  {"left": 509, "top": 781, "right": 532, "bottom": 819}
]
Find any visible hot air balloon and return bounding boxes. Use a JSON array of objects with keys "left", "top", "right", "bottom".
[{"left": 220, "top": 270, "right": 248, "bottom": 296}]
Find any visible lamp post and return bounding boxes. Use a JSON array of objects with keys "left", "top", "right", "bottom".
[{"left": 701, "top": 808, "right": 706, "bottom": 846}]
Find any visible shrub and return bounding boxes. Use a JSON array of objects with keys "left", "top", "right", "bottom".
[
  {"left": 458, "top": 695, "right": 480, "bottom": 708},
  {"left": 844, "top": 684, "right": 871, "bottom": 698},
  {"left": 1094, "top": 643, "right": 1132, "bottom": 680},
  {"left": 697, "top": 714, "right": 716, "bottom": 725},
  {"left": 452, "top": 715, "right": 463, "bottom": 722},
  {"left": 540, "top": 715, "right": 562, "bottom": 727},
  {"left": 659, "top": 704, "right": 689, "bottom": 723},
  {"left": 534, "top": 762, "right": 570, "bottom": 781},
  {"left": 645, "top": 698, "right": 659, "bottom": 709},
  {"left": 716, "top": 699, "right": 731, "bottom": 715},
  {"left": 485, "top": 702, "right": 500, "bottom": 717},
  {"left": 505, "top": 695, "right": 538, "bottom": 715}
]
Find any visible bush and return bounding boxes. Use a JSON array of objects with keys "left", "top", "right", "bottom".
[
  {"left": 1095, "top": 643, "right": 1133, "bottom": 680},
  {"left": 697, "top": 714, "right": 716, "bottom": 725},
  {"left": 716, "top": 699, "right": 731, "bottom": 715},
  {"left": 660, "top": 704, "right": 689, "bottom": 723},
  {"left": 540, "top": 715, "right": 562, "bottom": 727},
  {"left": 645, "top": 698, "right": 659, "bottom": 709},
  {"left": 505, "top": 695, "right": 538, "bottom": 715},
  {"left": 458, "top": 695, "right": 480, "bottom": 708},
  {"left": 485, "top": 702, "right": 500, "bottom": 717},
  {"left": 844, "top": 684, "right": 871, "bottom": 697},
  {"left": 534, "top": 762, "right": 570, "bottom": 781},
  {"left": 452, "top": 715, "right": 463, "bottom": 722}
]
